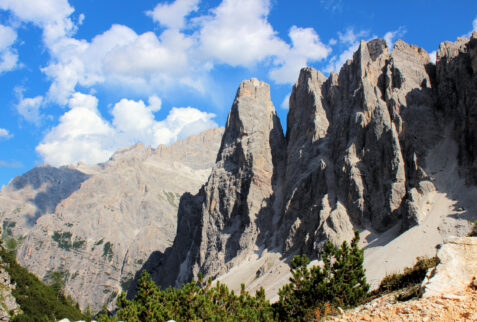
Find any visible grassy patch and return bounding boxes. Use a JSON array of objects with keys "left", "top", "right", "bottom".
[{"left": 368, "top": 257, "right": 439, "bottom": 301}]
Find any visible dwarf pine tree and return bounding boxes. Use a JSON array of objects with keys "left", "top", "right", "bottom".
[{"left": 275, "top": 230, "right": 369, "bottom": 320}]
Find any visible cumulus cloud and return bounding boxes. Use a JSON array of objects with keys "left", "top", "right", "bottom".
[
  {"left": 0, "top": 24, "right": 18, "bottom": 72},
  {"left": 383, "top": 26, "right": 406, "bottom": 50},
  {"left": 473, "top": 16, "right": 477, "bottom": 31},
  {"left": 338, "top": 28, "right": 369, "bottom": 45},
  {"left": 269, "top": 26, "right": 331, "bottom": 84},
  {"left": 0, "top": 128, "right": 12, "bottom": 139},
  {"left": 3, "top": 0, "right": 333, "bottom": 102},
  {"left": 15, "top": 87, "right": 44, "bottom": 124},
  {"left": 280, "top": 94, "right": 290, "bottom": 110},
  {"left": 324, "top": 27, "right": 405, "bottom": 73},
  {"left": 147, "top": 0, "right": 199, "bottom": 29},
  {"left": 0, "top": 0, "right": 75, "bottom": 45},
  {"left": 197, "top": 0, "right": 287, "bottom": 66},
  {"left": 429, "top": 50, "right": 437, "bottom": 64},
  {"left": 36, "top": 92, "right": 217, "bottom": 166}
]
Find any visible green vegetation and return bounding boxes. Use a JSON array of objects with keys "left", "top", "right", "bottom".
[
  {"left": 0, "top": 246, "right": 87, "bottom": 321},
  {"left": 52, "top": 231, "right": 73, "bottom": 250},
  {"left": 98, "top": 271, "right": 274, "bottom": 322},
  {"left": 274, "top": 230, "right": 369, "bottom": 320},
  {"left": 368, "top": 256, "right": 439, "bottom": 302},
  {"left": 2, "top": 220, "right": 16, "bottom": 236},
  {"left": 103, "top": 242, "right": 113, "bottom": 261},
  {"left": 51, "top": 231, "right": 86, "bottom": 251},
  {"left": 163, "top": 191, "right": 178, "bottom": 208},
  {"left": 99, "top": 231, "right": 369, "bottom": 321}
]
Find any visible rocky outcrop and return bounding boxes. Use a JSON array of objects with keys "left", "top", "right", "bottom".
[
  {"left": 421, "top": 236, "right": 477, "bottom": 297},
  {"left": 436, "top": 32, "right": 477, "bottom": 184},
  {"left": 0, "top": 267, "right": 21, "bottom": 320},
  {"left": 0, "top": 128, "right": 223, "bottom": 312},
  {"left": 155, "top": 35, "right": 477, "bottom": 296},
  {"left": 280, "top": 38, "right": 438, "bottom": 256},
  {"left": 154, "top": 79, "right": 285, "bottom": 286}
]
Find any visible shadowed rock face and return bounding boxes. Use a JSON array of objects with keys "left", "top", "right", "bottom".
[
  {"left": 0, "top": 128, "right": 223, "bottom": 312},
  {"left": 155, "top": 35, "right": 477, "bottom": 291},
  {"left": 280, "top": 38, "right": 439, "bottom": 255},
  {"left": 153, "top": 79, "right": 285, "bottom": 287}
]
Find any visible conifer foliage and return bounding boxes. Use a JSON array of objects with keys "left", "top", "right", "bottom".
[
  {"left": 274, "top": 230, "right": 369, "bottom": 320},
  {"left": 99, "top": 231, "right": 368, "bottom": 321},
  {"left": 98, "top": 271, "right": 275, "bottom": 321}
]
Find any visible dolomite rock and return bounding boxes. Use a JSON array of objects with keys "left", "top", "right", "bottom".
[
  {"left": 0, "top": 266, "right": 21, "bottom": 320},
  {"left": 154, "top": 79, "right": 285, "bottom": 286},
  {"left": 156, "top": 36, "right": 477, "bottom": 298},
  {"left": 280, "top": 38, "right": 438, "bottom": 256},
  {"left": 421, "top": 237, "right": 477, "bottom": 297},
  {"left": 0, "top": 128, "right": 223, "bottom": 312}
]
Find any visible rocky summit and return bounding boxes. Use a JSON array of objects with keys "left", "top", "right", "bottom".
[
  {"left": 153, "top": 33, "right": 477, "bottom": 299},
  {"left": 1, "top": 33, "right": 477, "bottom": 313},
  {"left": 0, "top": 128, "right": 223, "bottom": 311}
]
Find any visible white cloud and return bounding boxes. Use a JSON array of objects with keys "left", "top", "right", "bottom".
[
  {"left": 15, "top": 88, "right": 44, "bottom": 124},
  {"left": 147, "top": 0, "right": 199, "bottom": 29},
  {"left": 0, "top": 128, "right": 12, "bottom": 139},
  {"left": 324, "top": 41, "right": 360, "bottom": 73},
  {"left": 269, "top": 26, "right": 331, "bottom": 84},
  {"left": 338, "top": 28, "right": 368, "bottom": 45},
  {"left": 0, "top": 24, "right": 18, "bottom": 72},
  {"left": 5, "top": 0, "right": 332, "bottom": 105},
  {"left": 280, "top": 94, "right": 290, "bottom": 110},
  {"left": 0, "top": 0, "right": 75, "bottom": 45},
  {"left": 429, "top": 50, "right": 437, "bottom": 64},
  {"left": 383, "top": 26, "right": 406, "bottom": 50},
  {"left": 473, "top": 16, "right": 477, "bottom": 31},
  {"left": 36, "top": 92, "right": 217, "bottom": 166},
  {"left": 197, "top": 0, "right": 288, "bottom": 66}
]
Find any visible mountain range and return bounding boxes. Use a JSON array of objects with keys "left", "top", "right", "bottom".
[{"left": 1, "top": 32, "right": 477, "bottom": 312}]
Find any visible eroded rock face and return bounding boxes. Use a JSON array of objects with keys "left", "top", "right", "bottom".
[
  {"left": 421, "top": 237, "right": 477, "bottom": 297},
  {"left": 280, "top": 38, "right": 439, "bottom": 256},
  {"left": 154, "top": 79, "right": 285, "bottom": 286},
  {"left": 156, "top": 35, "right": 477, "bottom": 295},
  {"left": 436, "top": 32, "right": 477, "bottom": 184},
  {"left": 0, "top": 128, "right": 223, "bottom": 312}
]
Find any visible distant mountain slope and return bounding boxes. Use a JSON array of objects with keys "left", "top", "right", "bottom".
[{"left": 0, "top": 127, "right": 223, "bottom": 312}]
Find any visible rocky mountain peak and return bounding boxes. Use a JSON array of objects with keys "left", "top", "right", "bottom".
[{"left": 154, "top": 78, "right": 285, "bottom": 287}]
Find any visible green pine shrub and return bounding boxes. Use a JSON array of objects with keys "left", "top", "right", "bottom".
[
  {"left": 0, "top": 247, "right": 87, "bottom": 321},
  {"left": 368, "top": 256, "right": 439, "bottom": 301},
  {"left": 98, "top": 270, "right": 275, "bottom": 321},
  {"left": 274, "top": 230, "right": 369, "bottom": 321}
]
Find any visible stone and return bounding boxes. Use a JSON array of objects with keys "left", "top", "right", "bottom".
[
  {"left": 0, "top": 128, "right": 223, "bottom": 312},
  {"left": 421, "top": 237, "right": 477, "bottom": 297},
  {"left": 153, "top": 78, "right": 285, "bottom": 286}
]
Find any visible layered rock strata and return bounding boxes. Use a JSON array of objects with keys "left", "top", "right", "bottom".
[
  {"left": 154, "top": 79, "right": 285, "bottom": 286},
  {"left": 156, "top": 34, "right": 477, "bottom": 294},
  {"left": 0, "top": 128, "right": 223, "bottom": 311}
]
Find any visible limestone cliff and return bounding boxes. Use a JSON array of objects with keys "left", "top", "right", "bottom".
[
  {"left": 153, "top": 79, "right": 285, "bottom": 286},
  {"left": 0, "top": 128, "right": 223, "bottom": 311},
  {"left": 154, "top": 34, "right": 477, "bottom": 296}
]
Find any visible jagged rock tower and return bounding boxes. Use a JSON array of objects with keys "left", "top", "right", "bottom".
[
  {"left": 155, "top": 34, "right": 477, "bottom": 295},
  {"left": 155, "top": 79, "right": 285, "bottom": 286}
]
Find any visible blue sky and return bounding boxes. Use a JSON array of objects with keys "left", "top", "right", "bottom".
[{"left": 0, "top": 0, "right": 476, "bottom": 186}]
